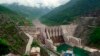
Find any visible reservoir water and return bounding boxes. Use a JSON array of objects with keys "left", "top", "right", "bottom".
[{"left": 57, "top": 44, "right": 89, "bottom": 56}]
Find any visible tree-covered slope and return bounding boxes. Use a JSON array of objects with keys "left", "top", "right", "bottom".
[
  {"left": 3, "top": 3, "right": 51, "bottom": 19},
  {"left": 40, "top": 0, "right": 100, "bottom": 26},
  {"left": 89, "top": 27, "right": 100, "bottom": 48},
  {"left": 0, "top": 5, "right": 28, "bottom": 55},
  {"left": 0, "top": 5, "right": 30, "bottom": 26}
]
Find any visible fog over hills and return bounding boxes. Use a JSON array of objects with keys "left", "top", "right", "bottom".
[
  {"left": 0, "top": 0, "right": 70, "bottom": 19},
  {"left": 2, "top": 3, "right": 51, "bottom": 19},
  {"left": 0, "top": 0, "right": 70, "bottom": 8}
]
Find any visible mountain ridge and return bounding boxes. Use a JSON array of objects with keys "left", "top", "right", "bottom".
[
  {"left": 40, "top": 0, "right": 100, "bottom": 26},
  {"left": 2, "top": 3, "right": 52, "bottom": 20}
]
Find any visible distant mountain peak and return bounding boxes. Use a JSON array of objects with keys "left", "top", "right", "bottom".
[{"left": 2, "top": 3, "right": 52, "bottom": 19}]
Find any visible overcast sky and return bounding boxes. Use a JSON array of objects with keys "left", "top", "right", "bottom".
[{"left": 0, "top": 0, "right": 70, "bottom": 8}]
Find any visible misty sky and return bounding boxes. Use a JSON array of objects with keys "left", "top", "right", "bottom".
[{"left": 0, "top": 0, "right": 70, "bottom": 8}]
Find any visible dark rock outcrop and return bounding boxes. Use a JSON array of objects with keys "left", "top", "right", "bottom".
[
  {"left": 74, "top": 17, "right": 100, "bottom": 45},
  {"left": 89, "top": 51, "right": 100, "bottom": 56}
]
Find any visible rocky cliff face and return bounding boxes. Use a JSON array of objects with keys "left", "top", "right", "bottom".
[{"left": 74, "top": 16, "right": 100, "bottom": 45}]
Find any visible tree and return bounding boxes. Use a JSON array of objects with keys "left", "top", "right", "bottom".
[
  {"left": 89, "top": 27, "right": 100, "bottom": 47},
  {"left": 0, "top": 39, "right": 10, "bottom": 55}
]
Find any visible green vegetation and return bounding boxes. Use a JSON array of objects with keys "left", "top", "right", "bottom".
[
  {"left": 22, "top": 54, "right": 29, "bottom": 56},
  {"left": 89, "top": 27, "right": 100, "bottom": 48},
  {"left": 57, "top": 44, "right": 89, "bottom": 56},
  {"left": 40, "top": 47, "right": 50, "bottom": 56},
  {"left": 0, "top": 5, "right": 16, "bottom": 14},
  {"left": 0, "top": 20, "right": 26, "bottom": 54},
  {"left": 31, "top": 40, "right": 40, "bottom": 47},
  {"left": 31, "top": 40, "right": 49, "bottom": 56},
  {"left": 0, "top": 39, "right": 10, "bottom": 55},
  {"left": 3, "top": 3, "right": 51, "bottom": 20},
  {"left": 0, "top": 5, "right": 28, "bottom": 55},
  {"left": 40, "top": 0, "right": 100, "bottom": 26},
  {"left": 0, "top": 5, "right": 30, "bottom": 26}
]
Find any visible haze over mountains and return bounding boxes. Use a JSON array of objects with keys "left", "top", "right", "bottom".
[
  {"left": 0, "top": 0, "right": 69, "bottom": 8},
  {"left": 0, "top": 0, "right": 70, "bottom": 19},
  {"left": 3, "top": 3, "right": 51, "bottom": 19}
]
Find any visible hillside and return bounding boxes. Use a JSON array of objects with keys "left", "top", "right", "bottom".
[
  {"left": 0, "top": 5, "right": 28, "bottom": 55},
  {"left": 2, "top": 3, "right": 51, "bottom": 20},
  {"left": 0, "top": 5, "right": 31, "bottom": 26},
  {"left": 74, "top": 17, "right": 100, "bottom": 49},
  {"left": 40, "top": 0, "right": 100, "bottom": 26}
]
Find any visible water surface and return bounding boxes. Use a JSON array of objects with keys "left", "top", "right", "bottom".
[{"left": 57, "top": 44, "right": 89, "bottom": 56}]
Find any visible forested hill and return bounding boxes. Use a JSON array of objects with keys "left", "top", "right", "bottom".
[
  {"left": 40, "top": 0, "right": 100, "bottom": 26},
  {"left": 0, "top": 5, "right": 16, "bottom": 14},
  {"left": 3, "top": 3, "right": 51, "bottom": 19},
  {"left": 0, "top": 5, "right": 28, "bottom": 55},
  {"left": 0, "top": 5, "right": 29, "bottom": 26}
]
